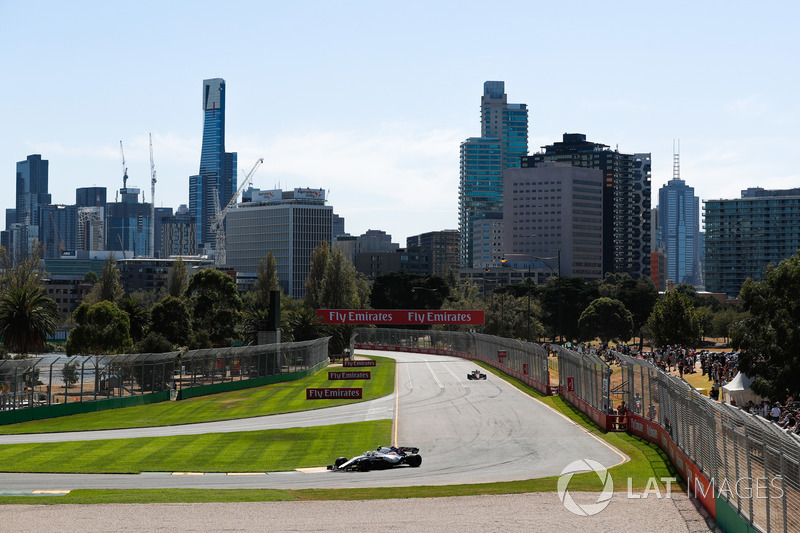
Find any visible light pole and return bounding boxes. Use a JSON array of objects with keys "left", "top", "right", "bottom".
[{"left": 501, "top": 250, "right": 561, "bottom": 343}]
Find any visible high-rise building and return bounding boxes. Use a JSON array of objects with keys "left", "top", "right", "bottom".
[
  {"left": 40, "top": 204, "right": 78, "bottom": 259},
  {"left": 458, "top": 82, "right": 528, "bottom": 268},
  {"left": 189, "top": 78, "right": 238, "bottom": 252},
  {"left": 106, "top": 186, "right": 152, "bottom": 258},
  {"left": 16, "top": 154, "right": 51, "bottom": 227},
  {"left": 658, "top": 150, "right": 700, "bottom": 286},
  {"left": 160, "top": 205, "right": 196, "bottom": 257},
  {"left": 704, "top": 187, "right": 800, "bottom": 297},
  {"left": 76, "top": 187, "right": 107, "bottom": 209},
  {"left": 470, "top": 212, "right": 504, "bottom": 268},
  {"left": 7, "top": 154, "right": 52, "bottom": 263},
  {"left": 407, "top": 230, "right": 459, "bottom": 278},
  {"left": 225, "top": 188, "right": 332, "bottom": 299},
  {"left": 522, "top": 133, "right": 651, "bottom": 279},
  {"left": 503, "top": 162, "right": 604, "bottom": 279}
]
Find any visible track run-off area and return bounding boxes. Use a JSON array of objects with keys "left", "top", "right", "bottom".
[
  {"left": 0, "top": 350, "right": 622, "bottom": 490},
  {"left": 0, "top": 350, "right": 719, "bottom": 532}
]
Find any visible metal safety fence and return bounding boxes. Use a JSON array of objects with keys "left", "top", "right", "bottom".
[
  {"left": 351, "top": 329, "right": 800, "bottom": 532},
  {"left": 551, "top": 345, "right": 612, "bottom": 413},
  {"left": 614, "top": 351, "right": 800, "bottom": 533},
  {"left": 353, "top": 328, "right": 550, "bottom": 394},
  {"left": 0, "top": 338, "right": 329, "bottom": 413}
]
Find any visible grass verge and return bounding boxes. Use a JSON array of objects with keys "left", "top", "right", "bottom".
[
  {"left": 0, "top": 355, "right": 684, "bottom": 504},
  {"left": 0, "top": 356, "right": 395, "bottom": 435},
  {"left": 0, "top": 420, "right": 392, "bottom": 473}
]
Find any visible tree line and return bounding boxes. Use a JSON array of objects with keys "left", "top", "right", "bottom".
[{"left": 1, "top": 242, "right": 798, "bottom": 401}]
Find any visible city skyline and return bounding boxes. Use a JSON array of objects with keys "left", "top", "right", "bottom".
[{"left": 2, "top": 1, "right": 798, "bottom": 246}]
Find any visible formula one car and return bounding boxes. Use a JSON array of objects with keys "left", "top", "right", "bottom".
[
  {"left": 467, "top": 369, "right": 487, "bottom": 380},
  {"left": 327, "top": 446, "right": 422, "bottom": 472}
]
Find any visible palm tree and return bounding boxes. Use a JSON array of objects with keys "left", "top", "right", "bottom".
[
  {"left": 285, "top": 308, "right": 325, "bottom": 342},
  {"left": 0, "top": 285, "right": 59, "bottom": 355},
  {"left": 119, "top": 298, "right": 150, "bottom": 344}
]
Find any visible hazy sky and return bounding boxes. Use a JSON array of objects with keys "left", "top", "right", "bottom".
[{"left": 2, "top": 1, "right": 798, "bottom": 244}]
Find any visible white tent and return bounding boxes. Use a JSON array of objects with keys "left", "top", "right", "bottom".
[{"left": 722, "top": 372, "right": 764, "bottom": 406}]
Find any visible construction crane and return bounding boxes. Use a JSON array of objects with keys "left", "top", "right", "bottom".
[
  {"left": 211, "top": 157, "right": 264, "bottom": 266},
  {"left": 149, "top": 133, "right": 157, "bottom": 257},
  {"left": 119, "top": 140, "right": 128, "bottom": 189}
]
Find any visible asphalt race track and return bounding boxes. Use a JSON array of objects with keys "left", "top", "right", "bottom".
[{"left": 0, "top": 350, "right": 625, "bottom": 491}]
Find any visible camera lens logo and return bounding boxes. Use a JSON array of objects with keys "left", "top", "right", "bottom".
[{"left": 557, "top": 459, "right": 614, "bottom": 516}]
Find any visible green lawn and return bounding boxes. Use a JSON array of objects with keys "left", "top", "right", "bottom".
[
  {"left": 0, "top": 356, "right": 395, "bottom": 435},
  {"left": 0, "top": 355, "right": 684, "bottom": 504},
  {"left": 0, "top": 420, "right": 392, "bottom": 474}
]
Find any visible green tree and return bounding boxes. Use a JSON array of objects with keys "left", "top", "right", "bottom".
[
  {"left": 0, "top": 285, "right": 59, "bottom": 355},
  {"left": 241, "top": 306, "right": 271, "bottom": 345},
  {"left": 65, "top": 301, "right": 133, "bottom": 355},
  {"left": 285, "top": 308, "right": 326, "bottom": 342},
  {"left": 188, "top": 329, "right": 212, "bottom": 349},
  {"left": 647, "top": 290, "right": 701, "bottom": 349},
  {"left": 371, "top": 272, "right": 448, "bottom": 310},
  {"left": 85, "top": 258, "right": 124, "bottom": 304},
  {"left": 320, "top": 247, "right": 362, "bottom": 309},
  {"left": 611, "top": 277, "right": 658, "bottom": 348},
  {"left": 135, "top": 331, "right": 174, "bottom": 354},
  {"left": 696, "top": 306, "right": 714, "bottom": 342},
  {"left": 539, "top": 277, "right": 600, "bottom": 342},
  {"left": 83, "top": 271, "right": 99, "bottom": 285},
  {"left": 731, "top": 253, "right": 800, "bottom": 401},
  {"left": 578, "top": 297, "right": 633, "bottom": 344},
  {"left": 0, "top": 242, "right": 46, "bottom": 291},
  {"left": 62, "top": 361, "right": 79, "bottom": 388},
  {"left": 483, "top": 291, "right": 542, "bottom": 340},
  {"left": 319, "top": 247, "right": 367, "bottom": 355},
  {"left": 118, "top": 298, "right": 150, "bottom": 344},
  {"left": 150, "top": 296, "right": 191, "bottom": 346},
  {"left": 167, "top": 258, "right": 188, "bottom": 298},
  {"left": 712, "top": 307, "right": 743, "bottom": 344},
  {"left": 437, "top": 276, "right": 484, "bottom": 332},
  {"left": 304, "top": 242, "right": 329, "bottom": 309},
  {"left": 185, "top": 269, "right": 243, "bottom": 346},
  {"left": 254, "top": 251, "right": 280, "bottom": 308}
]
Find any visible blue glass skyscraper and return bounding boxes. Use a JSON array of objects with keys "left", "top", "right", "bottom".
[
  {"left": 459, "top": 82, "right": 528, "bottom": 268},
  {"left": 16, "top": 154, "right": 51, "bottom": 227},
  {"left": 658, "top": 151, "right": 700, "bottom": 287},
  {"left": 189, "top": 78, "right": 237, "bottom": 251}
]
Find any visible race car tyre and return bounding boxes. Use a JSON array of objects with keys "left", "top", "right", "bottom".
[
  {"left": 406, "top": 454, "right": 422, "bottom": 467},
  {"left": 334, "top": 457, "right": 348, "bottom": 469}
]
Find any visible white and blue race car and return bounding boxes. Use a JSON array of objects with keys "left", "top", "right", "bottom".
[{"left": 328, "top": 446, "right": 422, "bottom": 471}]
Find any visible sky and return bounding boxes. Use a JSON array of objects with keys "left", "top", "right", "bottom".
[{"left": 2, "top": 1, "right": 799, "bottom": 245}]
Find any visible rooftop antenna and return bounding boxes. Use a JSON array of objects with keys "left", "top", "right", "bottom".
[{"left": 673, "top": 139, "right": 681, "bottom": 181}]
